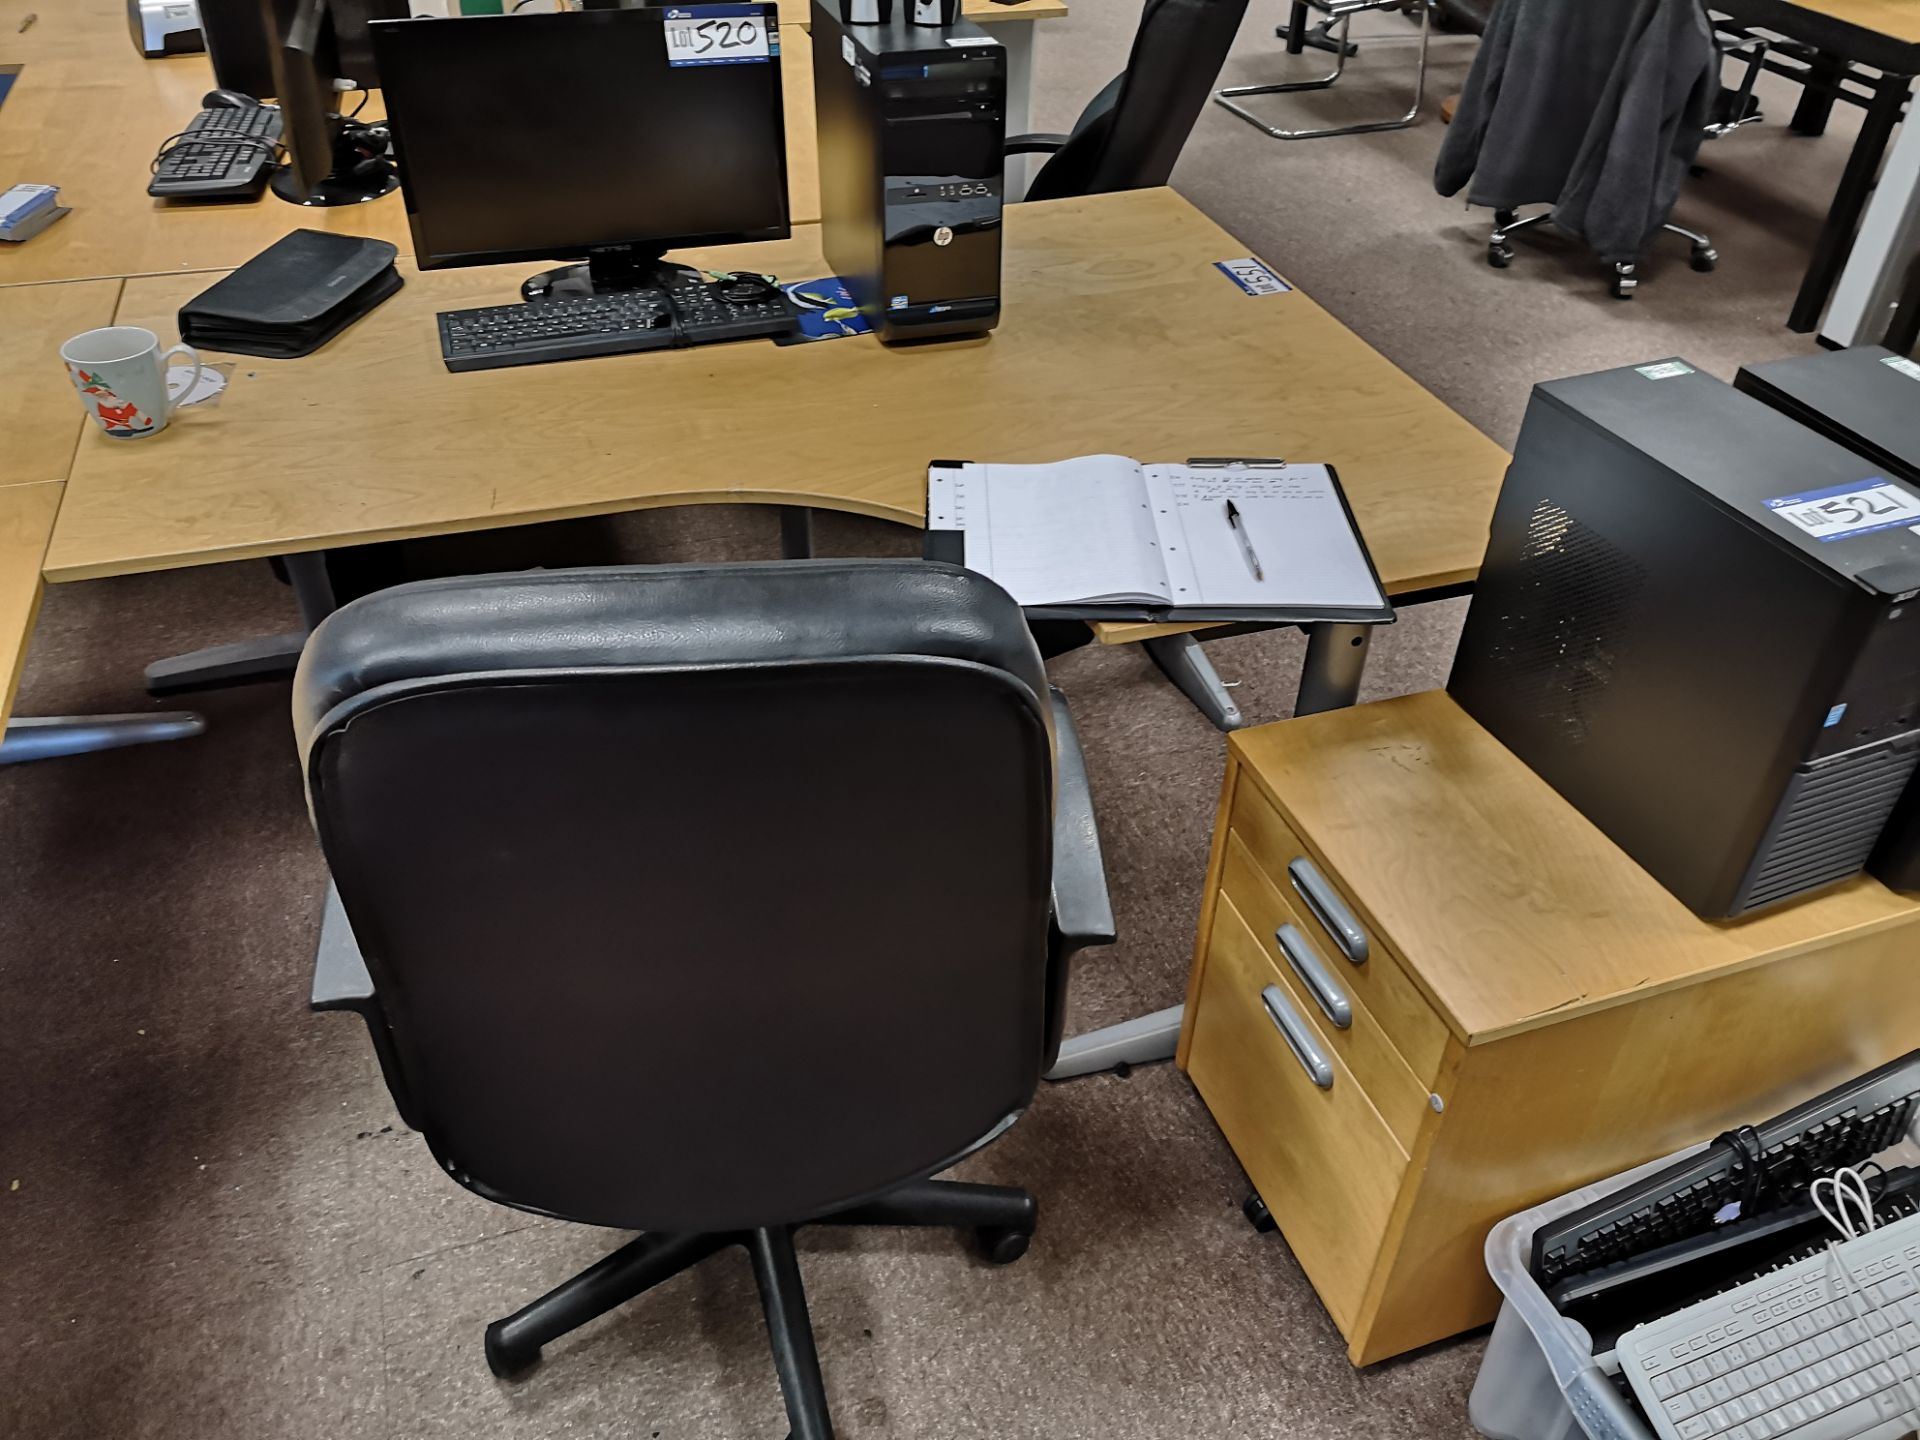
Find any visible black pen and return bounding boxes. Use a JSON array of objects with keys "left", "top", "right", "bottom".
[{"left": 1224, "top": 500, "right": 1264, "bottom": 582}]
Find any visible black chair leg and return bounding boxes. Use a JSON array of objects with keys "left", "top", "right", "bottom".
[
  {"left": 817, "top": 1178, "right": 1037, "bottom": 1264},
  {"left": 484, "top": 1230, "right": 731, "bottom": 1378},
  {"left": 748, "top": 1226, "right": 836, "bottom": 1440}
]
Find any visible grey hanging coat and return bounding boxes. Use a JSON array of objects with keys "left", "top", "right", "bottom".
[{"left": 1434, "top": 0, "right": 1718, "bottom": 265}]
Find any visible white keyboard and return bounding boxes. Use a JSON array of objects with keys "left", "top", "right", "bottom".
[{"left": 1619, "top": 1208, "right": 1920, "bottom": 1440}]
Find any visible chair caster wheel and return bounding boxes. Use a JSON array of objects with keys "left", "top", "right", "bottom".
[
  {"left": 484, "top": 1321, "right": 542, "bottom": 1380},
  {"left": 1611, "top": 272, "right": 1639, "bottom": 300},
  {"left": 1691, "top": 246, "right": 1718, "bottom": 273},
  {"left": 1487, "top": 245, "right": 1513, "bottom": 270},
  {"left": 1243, "top": 1192, "right": 1278, "bottom": 1233},
  {"left": 977, "top": 1226, "right": 1033, "bottom": 1265}
]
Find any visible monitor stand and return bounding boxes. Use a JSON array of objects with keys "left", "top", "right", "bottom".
[
  {"left": 521, "top": 245, "right": 682, "bottom": 302},
  {"left": 270, "top": 117, "right": 401, "bottom": 208}
]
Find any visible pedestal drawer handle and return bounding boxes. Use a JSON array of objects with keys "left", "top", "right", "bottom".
[
  {"left": 1274, "top": 923, "right": 1353, "bottom": 1029},
  {"left": 1287, "top": 857, "right": 1369, "bottom": 964},
  {"left": 1261, "top": 984, "right": 1335, "bottom": 1090}
]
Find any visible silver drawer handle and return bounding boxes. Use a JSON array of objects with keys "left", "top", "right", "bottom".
[
  {"left": 1260, "top": 984, "right": 1334, "bottom": 1090},
  {"left": 1274, "top": 924, "right": 1352, "bottom": 1029},
  {"left": 1288, "top": 857, "right": 1369, "bottom": 964}
]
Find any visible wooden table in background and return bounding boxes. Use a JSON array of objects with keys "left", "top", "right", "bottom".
[
  {"left": 45, "top": 189, "right": 1508, "bottom": 605},
  {"left": 0, "top": 0, "right": 820, "bottom": 285},
  {"left": 1710, "top": 0, "right": 1920, "bottom": 331}
]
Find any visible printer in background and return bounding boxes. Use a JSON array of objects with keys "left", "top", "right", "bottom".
[
  {"left": 129, "top": 0, "right": 207, "bottom": 58},
  {"left": 1448, "top": 359, "right": 1920, "bottom": 919}
]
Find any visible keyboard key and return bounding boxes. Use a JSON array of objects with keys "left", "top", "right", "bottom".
[
  {"left": 1678, "top": 1417, "right": 1711, "bottom": 1440},
  {"left": 1744, "top": 1362, "right": 1771, "bottom": 1391},
  {"left": 1758, "top": 1382, "right": 1785, "bottom": 1408},
  {"left": 1709, "top": 1377, "right": 1735, "bottom": 1403},
  {"left": 1762, "top": 1355, "right": 1788, "bottom": 1381},
  {"left": 1654, "top": 1373, "right": 1678, "bottom": 1399},
  {"left": 1667, "top": 1392, "right": 1700, "bottom": 1420},
  {"left": 1708, "top": 1352, "right": 1734, "bottom": 1378}
]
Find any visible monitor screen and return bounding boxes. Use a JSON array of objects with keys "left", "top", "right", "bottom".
[{"left": 371, "top": 7, "right": 790, "bottom": 271}]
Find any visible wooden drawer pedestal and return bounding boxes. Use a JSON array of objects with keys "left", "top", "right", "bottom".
[{"left": 1177, "top": 691, "right": 1920, "bottom": 1365}]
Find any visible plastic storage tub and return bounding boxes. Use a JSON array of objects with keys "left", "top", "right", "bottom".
[{"left": 1468, "top": 1144, "right": 1708, "bottom": 1440}]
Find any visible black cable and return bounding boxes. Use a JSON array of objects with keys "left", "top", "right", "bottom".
[
  {"left": 1712, "top": 1124, "right": 1768, "bottom": 1214},
  {"left": 150, "top": 128, "right": 286, "bottom": 175},
  {"left": 345, "top": 87, "right": 370, "bottom": 118}
]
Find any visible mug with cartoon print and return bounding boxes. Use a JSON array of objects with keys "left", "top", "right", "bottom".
[{"left": 60, "top": 326, "right": 204, "bottom": 440}]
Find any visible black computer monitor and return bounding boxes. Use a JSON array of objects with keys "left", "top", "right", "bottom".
[
  {"left": 205, "top": 0, "right": 402, "bottom": 100},
  {"left": 202, "top": 0, "right": 281, "bottom": 97},
  {"left": 260, "top": 0, "right": 401, "bottom": 207},
  {"left": 371, "top": 5, "right": 790, "bottom": 299}
]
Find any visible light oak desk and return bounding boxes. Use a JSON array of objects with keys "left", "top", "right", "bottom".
[
  {"left": 0, "top": 280, "right": 123, "bottom": 719},
  {"left": 1712, "top": 0, "right": 1920, "bottom": 332},
  {"left": 47, "top": 188, "right": 1508, "bottom": 609},
  {"left": 0, "top": 279, "right": 205, "bottom": 759},
  {"left": 0, "top": 0, "right": 821, "bottom": 283}
]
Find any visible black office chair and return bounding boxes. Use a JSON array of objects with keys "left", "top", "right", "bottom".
[
  {"left": 1008, "top": 0, "right": 1251, "bottom": 203},
  {"left": 293, "top": 559, "right": 1115, "bottom": 1439}
]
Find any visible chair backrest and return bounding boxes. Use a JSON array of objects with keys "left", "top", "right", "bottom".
[
  {"left": 293, "top": 560, "right": 1058, "bottom": 1233},
  {"left": 1026, "top": 0, "right": 1250, "bottom": 204}
]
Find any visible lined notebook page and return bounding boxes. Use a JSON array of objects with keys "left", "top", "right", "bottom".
[
  {"left": 929, "top": 456, "right": 1169, "bottom": 605},
  {"left": 1145, "top": 464, "right": 1386, "bottom": 609}
]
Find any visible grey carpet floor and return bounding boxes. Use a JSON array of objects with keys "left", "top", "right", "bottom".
[{"left": 0, "top": 4, "right": 1868, "bottom": 1436}]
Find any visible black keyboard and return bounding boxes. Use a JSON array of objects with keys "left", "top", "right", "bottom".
[
  {"left": 437, "top": 272, "right": 799, "bottom": 374},
  {"left": 149, "top": 105, "right": 284, "bottom": 200},
  {"left": 1530, "top": 1050, "right": 1920, "bottom": 1288}
]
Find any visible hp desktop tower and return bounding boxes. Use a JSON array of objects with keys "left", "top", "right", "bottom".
[
  {"left": 812, "top": 0, "right": 1005, "bottom": 342},
  {"left": 1448, "top": 360, "right": 1920, "bottom": 918},
  {"left": 1737, "top": 346, "right": 1920, "bottom": 894}
]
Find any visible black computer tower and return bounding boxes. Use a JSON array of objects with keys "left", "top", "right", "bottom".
[
  {"left": 1448, "top": 360, "right": 1920, "bottom": 918},
  {"left": 1737, "top": 346, "right": 1920, "bottom": 894},
  {"left": 812, "top": 0, "right": 1005, "bottom": 342}
]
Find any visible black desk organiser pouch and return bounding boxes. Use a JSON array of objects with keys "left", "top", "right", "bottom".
[{"left": 179, "top": 230, "right": 403, "bottom": 359}]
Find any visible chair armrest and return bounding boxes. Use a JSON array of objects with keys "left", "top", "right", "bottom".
[
  {"left": 1006, "top": 133, "right": 1069, "bottom": 156},
  {"left": 1048, "top": 687, "right": 1116, "bottom": 952},
  {"left": 312, "top": 881, "right": 422, "bottom": 1129}
]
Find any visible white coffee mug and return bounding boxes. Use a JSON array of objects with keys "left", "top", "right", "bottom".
[{"left": 60, "top": 326, "right": 203, "bottom": 440}]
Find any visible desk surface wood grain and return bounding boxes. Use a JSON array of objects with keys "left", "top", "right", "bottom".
[
  {"left": 1230, "top": 689, "right": 1920, "bottom": 1044},
  {"left": 0, "top": 278, "right": 123, "bottom": 487},
  {"left": 46, "top": 189, "right": 1509, "bottom": 596},
  {"left": 0, "top": 1, "right": 818, "bottom": 286}
]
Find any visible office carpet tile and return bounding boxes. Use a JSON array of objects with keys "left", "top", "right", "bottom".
[{"left": 0, "top": 4, "right": 1866, "bottom": 1434}]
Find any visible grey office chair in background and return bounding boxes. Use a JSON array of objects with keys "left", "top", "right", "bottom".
[{"left": 294, "top": 559, "right": 1115, "bottom": 1439}]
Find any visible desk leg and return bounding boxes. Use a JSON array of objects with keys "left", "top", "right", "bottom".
[
  {"left": 1002, "top": 20, "right": 1037, "bottom": 200},
  {"left": 779, "top": 507, "right": 815, "bottom": 560},
  {"left": 1790, "top": 73, "right": 1911, "bottom": 334},
  {"left": 1295, "top": 621, "right": 1373, "bottom": 716},
  {"left": 0, "top": 712, "right": 206, "bottom": 765},
  {"left": 144, "top": 552, "right": 339, "bottom": 696},
  {"left": 1791, "top": 50, "right": 1844, "bottom": 136},
  {"left": 1143, "top": 632, "right": 1245, "bottom": 731},
  {"left": 1046, "top": 621, "right": 1379, "bottom": 1082}
]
